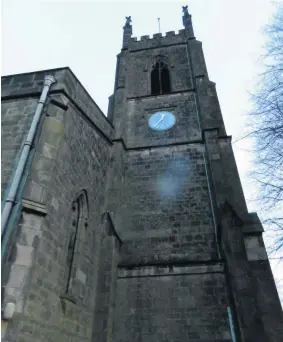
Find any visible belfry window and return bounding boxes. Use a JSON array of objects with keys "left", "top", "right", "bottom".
[{"left": 151, "top": 60, "right": 171, "bottom": 95}]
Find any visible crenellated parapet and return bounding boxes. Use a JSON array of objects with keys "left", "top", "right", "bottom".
[
  {"left": 122, "top": 5, "right": 195, "bottom": 50},
  {"left": 128, "top": 30, "right": 187, "bottom": 51}
]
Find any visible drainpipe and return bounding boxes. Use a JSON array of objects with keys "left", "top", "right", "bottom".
[
  {"left": 1, "top": 75, "right": 56, "bottom": 240},
  {"left": 227, "top": 306, "right": 237, "bottom": 342}
]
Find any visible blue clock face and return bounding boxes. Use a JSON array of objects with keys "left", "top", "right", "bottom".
[{"left": 148, "top": 111, "right": 176, "bottom": 131}]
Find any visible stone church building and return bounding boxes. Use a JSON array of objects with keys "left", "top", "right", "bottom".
[{"left": 1, "top": 6, "right": 283, "bottom": 342}]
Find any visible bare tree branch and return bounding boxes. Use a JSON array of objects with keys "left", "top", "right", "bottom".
[{"left": 240, "top": 3, "right": 283, "bottom": 256}]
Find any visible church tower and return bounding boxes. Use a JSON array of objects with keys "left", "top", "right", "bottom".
[
  {"left": 105, "top": 6, "right": 283, "bottom": 342},
  {"left": 1, "top": 5, "right": 283, "bottom": 342}
]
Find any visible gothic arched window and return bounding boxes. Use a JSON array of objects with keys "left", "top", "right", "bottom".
[
  {"left": 151, "top": 60, "right": 171, "bottom": 95},
  {"left": 63, "top": 190, "right": 88, "bottom": 295}
]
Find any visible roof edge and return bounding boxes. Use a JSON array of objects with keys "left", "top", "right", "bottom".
[{"left": 1, "top": 66, "right": 114, "bottom": 129}]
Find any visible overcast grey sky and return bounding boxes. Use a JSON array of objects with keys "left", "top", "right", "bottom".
[{"left": 2, "top": 0, "right": 282, "bottom": 302}]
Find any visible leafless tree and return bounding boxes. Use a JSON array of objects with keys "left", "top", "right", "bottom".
[{"left": 247, "top": 3, "right": 283, "bottom": 257}]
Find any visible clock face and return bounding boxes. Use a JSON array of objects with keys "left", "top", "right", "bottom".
[{"left": 148, "top": 111, "right": 176, "bottom": 131}]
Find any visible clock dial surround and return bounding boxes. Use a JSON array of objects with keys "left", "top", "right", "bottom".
[{"left": 148, "top": 111, "right": 176, "bottom": 131}]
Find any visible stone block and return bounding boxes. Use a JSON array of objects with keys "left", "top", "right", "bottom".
[
  {"left": 76, "top": 268, "right": 86, "bottom": 285},
  {"left": 22, "top": 211, "right": 44, "bottom": 231},
  {"left": 6, "top": 265, "right": 27, "bottom": 288},
  {"left": 41, "top": 142, "right": 58, "bottom": 159},
  {"left": 39, "top": 117, "right": 64, "bottom": 148},
  {"left": 23, "top": 179, "right": 46, "bottom": 203},
  {"left": 14, "top": 244, "right": 34, "bottom": 267},
  {"left": 244, "top": 235, "right": 268, "bottom": 261},
  {"left": 30, "top": 153, "right": 55, "bottom": 186}
]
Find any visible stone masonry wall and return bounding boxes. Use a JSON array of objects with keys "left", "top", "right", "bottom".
[
  {"left": 105, "top": 141, "right": 126, "bottom": 223},
  {"left": 124, "top": 93, "right": 200, "bottom": 148},
  {"left": 1, "top": 69, "right": 113, "bottom": 342},
  {"left": 114, "top": 265, "right": 232, "bottom": 342},
  {"left": 126, "top": 45, "right": 193, "bottom": 98},
  {"left": 1, "top": 97, "right": 38, "bottom": 200},
  {"left": 116, "top": 143, "right": 217, "bottom": 265},
  {"left": 92, "top": 213, "right": 121, "bottom": 342}
]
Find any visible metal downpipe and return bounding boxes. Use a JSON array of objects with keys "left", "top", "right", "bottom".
[{"left": 1, "top": 75, "right": 55, "bottom": 239}]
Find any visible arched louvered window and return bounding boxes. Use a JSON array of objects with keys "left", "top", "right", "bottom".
[
  {"left": 63, "top": 190, "right": 88, "bottom": 294},
  {"left": 151, "top": 60, "right": 171, "bottom": 95}
]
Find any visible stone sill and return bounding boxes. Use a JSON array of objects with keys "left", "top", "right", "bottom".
[{"left": 22, "top": 199, "right": 47, "bottom": 216}]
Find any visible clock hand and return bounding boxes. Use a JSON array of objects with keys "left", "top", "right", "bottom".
[
  {"left": 153, "top": 114, "right": 164, "bottom": 128},
  {"left": 159, "top": 114, "right": 165, "bottom": 128}
]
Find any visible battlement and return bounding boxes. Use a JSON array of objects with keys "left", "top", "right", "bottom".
[
  {"left": 131, "top": 29, "right": 185, "bottom": 42},
  {"left": 128, "top": 29, "right": 186, "bottom": 51}
]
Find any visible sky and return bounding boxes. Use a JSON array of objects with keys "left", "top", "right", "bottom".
[{"left": 2, "top": 0, "right": 283, "bottom": 302}]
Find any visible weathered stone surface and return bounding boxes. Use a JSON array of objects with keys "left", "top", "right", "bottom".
[
  {"left": 244, "top": 235, "right": 268, "bottom": 261},
  {"left": 2, "top": 8, "right": 283, "bottom": 342},
  {"left": 114, "top": 271, "right": 231, "bottom": 342},
  {"left": 1, "top": 68, "right": 113, "bottom": 342},
  {"left": 1, "top": 98, "right": 38, "bottom": 199}
]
